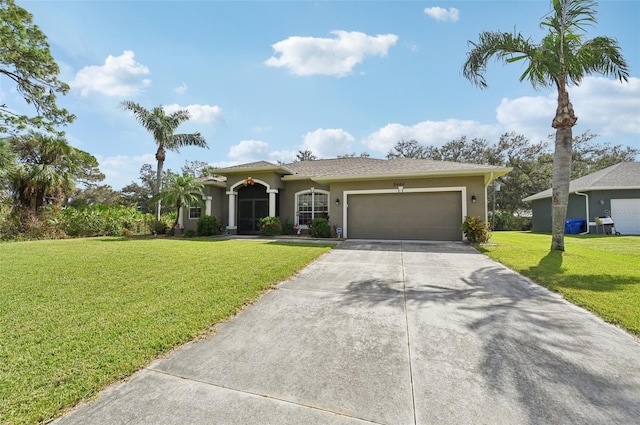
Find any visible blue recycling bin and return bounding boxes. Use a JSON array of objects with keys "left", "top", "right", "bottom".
[{"left": 565, "top": 219, "right": 586, "bottom": 234}]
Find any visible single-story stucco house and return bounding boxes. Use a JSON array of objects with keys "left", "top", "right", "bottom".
[
  {"left": 177, "top": 157, "right": 510, "bottom": 241},
  {"left": 523, "top": 162, "right": 640, "bottom": 235}
]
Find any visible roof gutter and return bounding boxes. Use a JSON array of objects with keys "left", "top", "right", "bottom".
[{"left": 574, "top": 191, "right": 590, "bottom": 235}]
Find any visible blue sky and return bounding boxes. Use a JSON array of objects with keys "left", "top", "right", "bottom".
[{"left": 10, "top": 0, "right": 640, "bottom": 190}]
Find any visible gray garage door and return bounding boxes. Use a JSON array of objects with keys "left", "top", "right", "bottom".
[{"left": 347, "top": 192, "right": 463, "bottom": 240}]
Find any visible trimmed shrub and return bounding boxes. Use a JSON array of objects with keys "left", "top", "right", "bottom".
[
  {"left": 259, "top": 216, "right": 282, "bottom": 236},
  {"left": 197, "top": 215, "right": 221, "bottom": 236},
  {"left": 185, "top": 229, "right": 197, "bottom": 238},
  {"left": 461, "top": 216, "right": 491, "bottom": 244},
  {"left": 281, "top": 218, "right": 295, "bottom": 235},
  {"left": 310, "top": 217, "right": 331, "bottom": 238}
]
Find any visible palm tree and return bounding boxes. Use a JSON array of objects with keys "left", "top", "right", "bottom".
[
  {"left": 154, "top": 173, "right": 204, "bottom": 235},
  {"left": 6, "top": 131, "right": 103, "bottom": 213},
  {"left": 462, "top": 0, "right": 628, "bottom": 251},
  {"left": 120, "top": 101, "right": 208, "bottom": 220}
]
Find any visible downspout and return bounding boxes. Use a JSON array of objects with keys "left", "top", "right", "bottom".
[{"left": 574, "top": 191, "right": 590, "bottom": 235}]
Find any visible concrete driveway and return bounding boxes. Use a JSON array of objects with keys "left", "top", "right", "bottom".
[{"left": 54, "top": 240, "right": 640, "bottom": 425}]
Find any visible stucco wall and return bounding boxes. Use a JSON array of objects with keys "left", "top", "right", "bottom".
[
  {"left": 529, "top": 189, "right": 640, "bottom": 233},
  {"left": 181, "top": 173, "right": 491, "bottom": 236}
]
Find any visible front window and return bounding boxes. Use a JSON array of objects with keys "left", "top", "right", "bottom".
[
  {"left": 189, "top": 204, "right": 202, "bottom": 219},
  {"left": 297, "top": 191, "right": 329, "bottom": 226}
]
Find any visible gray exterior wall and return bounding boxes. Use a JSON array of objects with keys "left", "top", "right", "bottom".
[
  {"left": 181, "top": 173, "right": 489, "bottom": 238},
  {"left": 529, "top": 189, "right": 640, "bottom": 233}
]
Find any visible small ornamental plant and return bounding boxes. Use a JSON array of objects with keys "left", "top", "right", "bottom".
[
  {"left": 197, "top": 215, "right": 221, "bottom": 236},
  {"left": 461, "top": 216, "right": 491, "bottom": 244},
  {"left": 259, "top": 216, "right": 282, "bottom": 236},
  {"left": 310, "top": 217, "right": 331, "bottom": 238}
]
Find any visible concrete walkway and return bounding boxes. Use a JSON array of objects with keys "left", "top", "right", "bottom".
[{"left": 54, "top": 240, "right": 640, "bottom": 424}]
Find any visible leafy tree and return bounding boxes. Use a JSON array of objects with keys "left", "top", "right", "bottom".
[
  {"left": 6, "top": 131, "right": 103, "bottom": 214},
  {"left": 67, "top": 185, "right": 123, "bottom": 208},
  {"left": 463, "top": 0, "right": 629, "bottom": 251},
  {"left": 424, "top": 137, "right": 502, "bottom": 165},
  {"left": 570, "top": 131, "right": 639, "bottom": 178},
  {"left": 294, "top": 149, "right": 317, "bottom": 162},
  {"left": 153, "top": 173, "right": 204, "bottom": 235},
  {"left": 386, "top": 139, "right": 427, "bottom": 159},
  {"left": 0, "top": 0, "right": 74, "bottom": 134},
  {"left": 495, "top": 133, "right": 554, "bottom": 212},
  {"left": 181, "top": 159, "right": 217, "bottom": 178},
  {"left": 0, "top": 138, "right": 15, "bottom": 186},
  {"left": 120, "top": 164, "right": 156, "bottom": 212},
  {"left": 120, "top": 101, "right": 208, "bottom": 220}
]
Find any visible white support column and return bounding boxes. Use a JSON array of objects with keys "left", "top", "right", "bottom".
[
  {"left": 226, "top": 191, "right": 237, "bottom": 229},
  {"left": 204, "top": 196, "right": 213, "bottom": 216},
  {"left": 267, "top": 189, "right": 278, "bottom": 217}
]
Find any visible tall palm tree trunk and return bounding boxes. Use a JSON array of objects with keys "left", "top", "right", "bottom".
[
  {"left": 550, "top": 85, "right": 577, "bottom": 252},
  {"left": 155, "top": 146, "right": 166, "bottom": 221}
]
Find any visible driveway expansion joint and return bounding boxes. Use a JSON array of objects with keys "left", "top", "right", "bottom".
[{"left": 146, "top": 368, "right": 386, "bottom": 425}]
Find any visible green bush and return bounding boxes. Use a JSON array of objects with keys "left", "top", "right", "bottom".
[
  {"left": 281, "top": 218, "right": 295, "bottom": 235},
  {"left": 197, "top": 215, "right": 221, "bottom": 236},
  {"left": 461, "top": 216, "right": 491, "bottom": 244},
  {"left": 490, "top": 210, "right": 532, "bottom": 231},
  {"left": 184, "top": 229, "right": 197, "bottom": 238},
  {"left": 152, "top": 220, "right": 168, "bottom": 235},
  {"left": 259, "top": 216, "right": 282, "bottom": 236},
  {"left": 62, "top": 205, "right": 148, "bottom": 237},
  {"left": 310, "top": 217, "right": 331, "bottom": 238}
]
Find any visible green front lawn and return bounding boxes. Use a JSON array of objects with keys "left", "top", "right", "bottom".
[
  {"left": 0, "top": 238, "right": 333, "bottom": 425},
  {"left": 478, "top": 232, "right": 640, "bottom": 337}
]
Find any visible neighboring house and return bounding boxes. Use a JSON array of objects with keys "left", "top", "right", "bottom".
[
  {"left": 523, "top": 162, "right": 640, "bottom": 235},
  {"left": 179, "top": 157, "right": 510, "bottom": 241}
]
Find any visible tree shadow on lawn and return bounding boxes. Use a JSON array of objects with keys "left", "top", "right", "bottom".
[
  {"left": 334, "top": 261, "right": 640, "bottom": 424},
  {"left": 525, "top": 250, "right": 637, "bottom": 293}
]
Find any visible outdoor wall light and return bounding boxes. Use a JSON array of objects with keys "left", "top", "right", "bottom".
[
  {"left": 335, "top": 198, "right": 340, "bottom": 205},
  {"left": 599, "top": 199, "right": 605, "bottom": 205},
  {"left": 471, "top": 195, "right": 477, "bottom": 203}
]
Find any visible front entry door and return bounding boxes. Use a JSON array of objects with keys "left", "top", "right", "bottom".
[{"left": 238, "top": 199, "right": 269, "bottom": 234}]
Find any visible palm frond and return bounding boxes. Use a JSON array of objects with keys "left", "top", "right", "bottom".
[
  {"left": 463, "top": 31, "right": 538, "bottom": 88},
  {"left": 168, "top": 133, "right": 208, "bottom": 153},
  {"left": 574, "top": 36, "right": 630, "bottom": 84},
  {"left": 542, "top": 0, "right": 597, "bottom": 34}
]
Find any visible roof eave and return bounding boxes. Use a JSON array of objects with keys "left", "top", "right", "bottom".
[
  {"left": 523, "top": 185, "right": 640, "bottom": 202},
  {"left": 282, "top": 167, "right": 512, "bottom": 183}
]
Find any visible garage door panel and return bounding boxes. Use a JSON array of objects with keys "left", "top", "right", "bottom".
[
  {"left": 611, "top": 199, "right": 640, "bottom": 235},
  {"left": 347, "top": 192, "right": 462, "bottom": 240}
]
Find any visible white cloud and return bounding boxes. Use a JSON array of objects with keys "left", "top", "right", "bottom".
[
  {"left": 363, "top": 120, "right": 500, "bottom": 153},
  {"left": 228, "top": 140, "right": 270, "bottom": 161},
  {"left": 72, "top": 50, "right": 151, "bottom": 97},
  {"left": 227, "top": 140, "right": 296, "bottom": 164},
  {"left": 494, "top": 76, "right": 640, "bottom": 142},
  {"left": 301, "top": 128, "right": 355, "bottom": 157},
  {"left": 95, "top": 153, "right": 156, "bottom": 190},
  {"left": 175, "top": 83, "right": 188, "bottom": 94},
  {"left": 571, "top": 76, "right": 640, "bottom": 136},
  {"left": 163, "top": 104, "right": 223, "bottom": 125},
  {"left": 265, "top": 30, "right": 398, "bottom": 77},
  {"left": 424, "top": 7, "right": 460, "bottom": 23},
  {"left": 496, "top": 95, "right": 556, "bottom": 143}
]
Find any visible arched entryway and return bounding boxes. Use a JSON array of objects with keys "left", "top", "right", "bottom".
[{"left": 237, "top": 184, "right": 270, "bottom": 235}]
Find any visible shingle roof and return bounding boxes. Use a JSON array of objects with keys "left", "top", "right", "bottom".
[
  {"left": 217, "top": 161, "right": 291, "bottom": 173},
  {"left": 523, "top": 162, "right": 640, "bottom": 201},
  {"left": 216, "top": 157, "right": 510, "bottom": 181}
]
